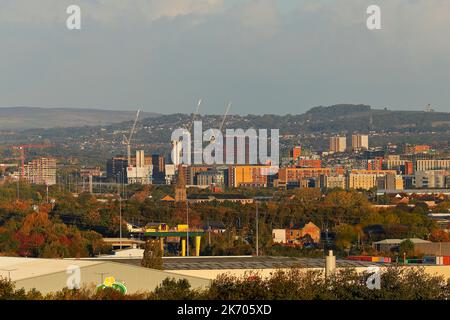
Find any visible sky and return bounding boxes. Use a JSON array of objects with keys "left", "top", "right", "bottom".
[{"left": 0, "top": 0, "right": 449, "bottom": 115}]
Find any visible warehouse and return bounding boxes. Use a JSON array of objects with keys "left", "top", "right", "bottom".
[{"left": 0, "top": 257, "right": 210, "bottom": 295}]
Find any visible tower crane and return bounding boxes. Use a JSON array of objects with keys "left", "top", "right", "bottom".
[
  {"left": 123, "top": 109, "right": 141, "bottom": 165},
  {"left": 173, "top": 99, "right": 202, "bottom": 167},
  {"left": 12, "top": 144, "right": 52, "bottom": 178},
  {"left": 211, "top": 102, "right": 231, "bottom": 144},
  {"left": 210, "top": 102, "right": 231, "bottom": 189},
  {"left": 187, "top": 99, "right": 202, "bottom": 133}
]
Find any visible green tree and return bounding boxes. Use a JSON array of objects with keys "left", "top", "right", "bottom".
[
  {"left": 151, "top": 278, "right": 194, "bottom": 300},
  {"left": 399, "top": 239, "right": 415, "bottom": 257},
  {"left": 141, "top": 240, "right": 163, "bottom": 270}
]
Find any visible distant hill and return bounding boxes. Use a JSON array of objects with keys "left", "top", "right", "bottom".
[
  {"left": 0, "top": 104, "right": 448, "bottom": 164},
  {"left": 297, "top": 104, "right": 450, "bottom": 133},
  {"left": 0, "top": 107, "right": 159, "bottom": 130}
]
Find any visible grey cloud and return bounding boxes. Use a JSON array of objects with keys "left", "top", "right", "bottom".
[{"left": 0, "top": 0, "right": 449, "bottom": 114}]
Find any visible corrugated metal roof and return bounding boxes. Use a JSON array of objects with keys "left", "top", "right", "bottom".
[{"left": 374, "top": 238, "right": 432, "bottom": 245}]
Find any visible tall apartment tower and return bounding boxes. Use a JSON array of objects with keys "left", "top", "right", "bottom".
[
  {"left": 352, "top": 134, "right": 369, "bottom": 150},
  {"left": 151, "top": 154, "right": 166, "bottom": 184},
  {"left": 136, "top": 150, "right": 145, "bottom": 168},
  {"left": 106, "top": 156, "right": 128, "bottom": 182},
  {"left": 24, "top": 157, "right": 57, "bottom": 185},
  {"left": 329, "top": 136, "right": 347, "bottom": 153}
]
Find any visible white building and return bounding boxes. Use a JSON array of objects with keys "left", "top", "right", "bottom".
[
  {"left": 165, "top": 164, "right": 176, "bottom": 184},
  {"left": 351, "top": 134, "right": 369, "bottom": 150},
  {"left": 126, "top": 150, "right": 153, "bottom": 184},
  {"left": 24, "top": 157, "right": 57, "bottom": 186},
  {"left": 329, "top": 136, "right": 347, "bottom": 153},
  {"left": 171, "top": 137, "right": 191, "bottom": 166},
  {"left": 272, "top": 229, "right": 287, "bottom": 244},
  {"left": 415, "top": 170, "right": 449, "bottom": 188}
]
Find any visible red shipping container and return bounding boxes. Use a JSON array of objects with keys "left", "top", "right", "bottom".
[{"left": 444, "top": 256, "right": 450, "bottom": 265}]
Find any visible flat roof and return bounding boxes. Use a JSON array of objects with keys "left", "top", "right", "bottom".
[
  {"left": 0, "top": 257, "right": 103, "bottom": 281},
  {"left": 377, "top": 189, "right": 450, "bottom": 195},
  {"left": 86, "top": 256, "right": 375, "bottom": 270},
  {"left": 374, "top": 238, "right": 432, "bottom": 245}
]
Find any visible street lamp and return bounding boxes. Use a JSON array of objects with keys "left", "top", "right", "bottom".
[
  {"left": 0, "top": 268, "right": 17, "bottom": 280},
  {"left": 253, "top": 196, "right": 273, "bottom": 257},
  {"left": 116, "top": 172, "right": 123, "bottom": 250},
  {"left": 186, "top": 200, "right": 189, "bottom": 257}
]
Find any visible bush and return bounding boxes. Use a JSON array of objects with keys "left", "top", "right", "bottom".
[
  {"left": 150, "top": 278, "right": 199, "bottom": 300},
  {"left": 0, "top": 277, "right": 43, "bottom": 300},
  {"left": 141, "top": 240, "right": 163, "bottom": 270},
  {"left": 1, "top": 267, "right": 449, "bottom": 300}
]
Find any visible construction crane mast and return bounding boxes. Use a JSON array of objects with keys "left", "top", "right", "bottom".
[
  {"left": 211, "top": 102, "right": 231, "bottom": 144},
  {"left": 210, "top": 102, "right": 231, "bottom": 189},
  {"left": 220, "top": 102, "right": 231, "bottom": 133},
  {"left": 123, "top": 109, "right": 141, "bottom": 165},
  {"left": 187, "top": 99, "right": 202, "bottom": 133},
  {"left": 12, "top": 144, "right": 52, "bottom": 178},
  {"left": 172, "top": 99, "right": 202, "bottom": 167}
]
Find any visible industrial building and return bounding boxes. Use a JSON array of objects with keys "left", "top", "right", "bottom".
[
  {"left": 0, "top": 257, "right": 210, "bottom": 295},
  {"left": 373, "top": 239, "right": 450, "bottom": 256}
]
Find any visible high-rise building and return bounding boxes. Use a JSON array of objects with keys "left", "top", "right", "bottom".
[
  {"left": 126, "top": 150, "right": 153, "bottom": 185},
  {"left": 151, "top": 154, "right": 166, "bottom": 184},
  {"left": 24, "top": 157, "right": 57, "bottom": 185},
  {"left": 278, "top": 167, "right": 345, "bottom": 188},
  {"left": 197, "top": 170, "right": 225, "bottom": 187},
  {"left": 367, "top": 157, "right": 384, "bottom": 170},
  {"left": 415, "top": 170, "right": 450, "bottom": 188},
  {"left": 329, "top": 136, "right": 347, "bottom": 153},
  {"left": 351, "top": 134, "right": 369, "bottom": 150},
  {"left": 229, "top": 165, "right": 272, "bottom": 187},
  {"left": 186, "top": 165, "right": 211, "bottom": 185},
  {"left": 319, "top": 175, "right": 346, "bottom": 189},
  {"left": 415, "top": 160, "right": 450, "bottom": 171},
  {"left": 376, "top": 174, "right": 404, "bottom": 190},
  {"left": 164, "top": 164, "right": 176, "bottom": 185},
  {"left": 106, "top": 156, "right": 128, "bottom": 182},
  {"left": 171, "top": 140, "right": 183, "bottom": 167},
  {"left": 223, "top": 134, "right": 254, "bottom": 165},
  {"left": 347, "top": 173, "right": 379, "bottom": 190}
]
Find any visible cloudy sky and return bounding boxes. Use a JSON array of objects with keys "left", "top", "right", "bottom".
[{"left": 0, "top": 0, "right": 449, "bottom": 114}]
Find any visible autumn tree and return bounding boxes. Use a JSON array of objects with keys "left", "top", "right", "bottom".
[
  {"left": 399, "top": 239, "right": 415, "bottom": 257},
  {"left": 141, "top": 240, "right": 163, "bottom": 270}
]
